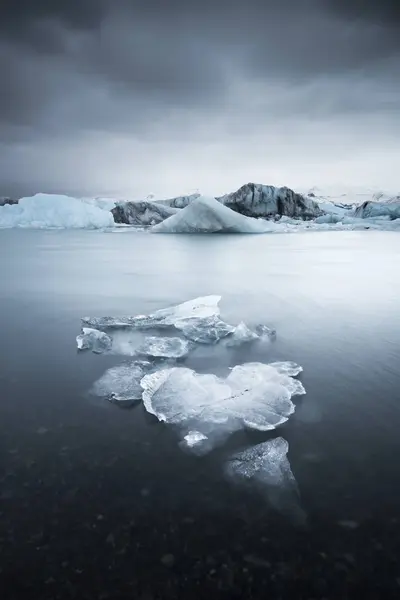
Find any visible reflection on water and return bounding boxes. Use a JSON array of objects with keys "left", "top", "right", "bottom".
[{"left": 1, "top": 229, "right": 400, "bottom": 598}]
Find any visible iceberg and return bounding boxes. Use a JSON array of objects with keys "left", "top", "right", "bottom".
[
  {"left": 91, "top": 361, "right": 151, "bottom": 407},
  {"left": 136, "top": 336, "right": 190, "bottom": 359},
  {"left": 219, "top": 183, "right": 322, "bottom": 220},
  {"left": 111, "top": 201, "right": 178, "bottom": 226},
  {"left": 148, "top": 193, "right": 201, "bottom": 209},
  {"left": 76, "top": 328, "right": 112, "bottom": 354},
  {"left": 225, "top": 438, "right": 305, "bottom": 523},
  {"left": 354, "top": 199, "right": 400, "bottom": 219},
  {"left": 0, "top": 193, "right": 115, "bottom": 229},
  {"left": 140, "top": 362, "right": 305, "bottom": 451},
  {"left": 151, "top": 196, "right": 278, "bottom": 234},
  {"left": 82, "top": 295, "right": 222, "bottom": 331}
]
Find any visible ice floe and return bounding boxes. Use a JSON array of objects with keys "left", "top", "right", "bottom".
[
  {"left": 91, "top": 361, "right": 152, "bottom": 407},
  {"left": 140, "top": 362, "right": 305, "bottom": 448}
]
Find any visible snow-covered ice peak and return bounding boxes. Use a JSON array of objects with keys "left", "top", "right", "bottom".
[{"left": 151, "top": 195, "right": 280, "bottom": 234}]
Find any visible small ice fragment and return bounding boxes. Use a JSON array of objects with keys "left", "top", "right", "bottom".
[
  {"left": 225, "top": 322, "right": 259, "bottom": 347},
  {"left": 268, "top": 362, "right": 303, "bottom": 377},
  {"left": 137, "top": 336, "right": 190, "bottom": 358},
  {"left": 183, "top": 431, "right": 208, "bottom": 447},
  {"left": 91, "top": 361, "right": 151, "bottom": 404},
  {"left": 76, "top": 328, "right": 112, "bottom": 354},
  {"left": 225, "top": 437, "right": 305, "bottom": 523},
  {"left": 175, "top": 315, "right": 235, "bottom": 344}
]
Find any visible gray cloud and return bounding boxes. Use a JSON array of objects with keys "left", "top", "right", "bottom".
[{"left": 0, "top": 0, "right": 399, "bottom": 197}]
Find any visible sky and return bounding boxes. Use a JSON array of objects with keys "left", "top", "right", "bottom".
[{"left": 0, "top": 0, "right": 399, "bottom": 199}]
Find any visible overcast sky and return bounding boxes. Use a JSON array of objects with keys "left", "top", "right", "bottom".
[{"left": 1, "top": 0, "right": 399, "bottom": 199}]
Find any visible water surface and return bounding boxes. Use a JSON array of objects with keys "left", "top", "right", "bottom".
[{"left": 1, "top": 229, "right": 400, "bottom": 599}]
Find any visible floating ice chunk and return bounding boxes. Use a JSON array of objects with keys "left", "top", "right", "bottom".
[
  {"left": 175, "top": 315, "right": 235, "bottom": 344},
  {"left": 137, "top": 336, "right": 190, "bottom": 359},
  {"left": 183, "top": 431, "right": 209, "bottom": 447},
  {"left": 76, "top": 328, "right": 112, "bottom": 354},
  {"left": 267, "top": 362, "right": 303, "bottom": 377},
  {"left": 92, "top": 361, "right": 151, "bottom": 406},
  {"left": 255, "top": 324, "right": 277, "bottom": 339},
  {"left": 82, "top": 295, "right": 221, "bottom": 332},
  {"left": 141, "top": 362, "right": 305, "bottom": 449},
  {"left": 225, "top": 438, "right": 305, "bottom": 523},
  {"left": 226, "top": 322, "right": 259, "bottom": 347},
  {"left": 151, "top": 196, "right": 279, "bottom": 234}
]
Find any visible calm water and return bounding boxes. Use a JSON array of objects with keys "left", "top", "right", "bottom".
[{"left": 1, "top": 229, "right": 400, "bottom": 599}]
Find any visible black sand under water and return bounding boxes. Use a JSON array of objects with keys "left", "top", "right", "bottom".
[{"left": 1, "top": 229, "right": 400, "bottom": 599}]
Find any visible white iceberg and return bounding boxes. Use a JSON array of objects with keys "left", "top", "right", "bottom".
[
  {"left": 91, "top": 361, "right": 151, "bottom": 406},
  {"left": 0, "top": 193, "right": 115, "bottom": 229},
  {"left": 82, "top": 295, "right": 222, "bottom": 331},
  {"left": 137, "top": 336, "right": 190, "bottom": 359},
  {"left": 140, "top": 362, "right": 305, "bottom": 451},
  {"left": 151, "top": 196, "right": 278, "bottom": 234},
  {"left": 76, "top": 328, "right": 112, "bottom": 354},
  {"left": 225, "top": 438, "right": 305, "bottom": 523}
]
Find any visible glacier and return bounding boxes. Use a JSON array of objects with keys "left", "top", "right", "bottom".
[
  {"left": 0, "top": 193, "right": 115, "bottom": 229},
  {"left": 140, "top": 361, "right": 305, "bottom": 451},
  {"left": 151, "top": 196, "right": 280, "bottom": 234}
]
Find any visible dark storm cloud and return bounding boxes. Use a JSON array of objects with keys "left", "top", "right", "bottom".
[
  {"left": 1, "top": 0, "right": 399, "bottom": 139},
  {"left": 0, "top": 1, "right": 399, "bottom": 199}
]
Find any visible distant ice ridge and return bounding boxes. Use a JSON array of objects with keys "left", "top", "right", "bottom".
[
  {"left": 0, "top": 193, "right": 115, "bottom": 229},
  {"left": 151, "top": 196, "right": 281, "bottom": 234}
]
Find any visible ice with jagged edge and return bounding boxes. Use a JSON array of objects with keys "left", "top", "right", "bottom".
[
  {"left": 151, "top": 196, "right": 281, "bottom": 234},
  {"left": 140, "top": 361, "right": 305, "bottom": 452},
  {"left": 82, "top": 295, "right": 222, "bottom": 331},
  {"left": 226, "top": 322, "right": 260, "bottom": 347},
  {"left": 137, "top": 336, "right": 190, "bottom": 358},
  {"left": 225, "top": 437, "right": 306, "bottom": 523},
  {"left": 91, "top": 361, "right": 152, "bottom": 407},
  {"left": 174, "top": 315, "right": 235, "bottom": 344},
  {"left": 76, "top": 328, "right": 112, "bottom": 354}
]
